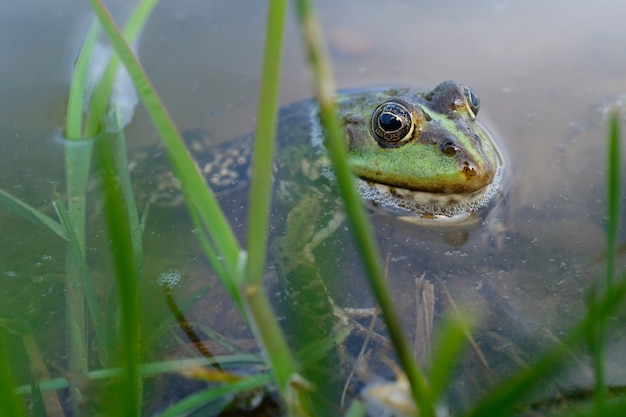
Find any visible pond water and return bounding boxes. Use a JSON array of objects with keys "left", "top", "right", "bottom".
[{"left": 1, "top": 0, "right": 626, "bottom": 415}]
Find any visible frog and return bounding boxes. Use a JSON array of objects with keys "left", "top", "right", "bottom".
[
  {"left": 130, "top": 80, "right": 505, "bottom": 408},
  {"left": 144, "top": 80, "right": 503, "bottom": 223}
]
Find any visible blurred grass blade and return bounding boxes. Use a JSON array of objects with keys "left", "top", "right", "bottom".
[
  {"left": 0, "top": 188, "right": 66, "bottom": 239},
  {"left": 157, "top": 374, "right": 271, "bottom": 417},
  {"left": 428, "top": 314, "right": 472, "bottom": 402},
  {"left": 63, "top": 19, "right": 98, "bottom": 407},
  {"left": 291, "top": 0, "right": 434, "bottom": 415},
  {"left": 87, "top": 0, "right": 240, "bottom": 276},
  {"left": 589, "top": 109, "right": 621, "bottom": 414},
  {"left": 467, "top": 279, "right": 626, "bottom": 417},
  {"left": 83, "top": 0, "right": 161, "bottom": 137},
  {"left": 112, "top": 109, "right": 144, "bottom": 272},
  {"left": 59, "top": 4, "right": 160, "bottom": 413},
  {"left": 606, "top": 111, "right": 620, "bottom": 287},
  {"left": 186, "top": 207, "right": 235, "bottom": 300},
  {"left": 0, "top": 330, "right": 28, "bottom": 417},
  {"left": 29, "top": 380, "right": 46, "bottom": 417},
  {"left": 62, "top": 136, "right": 93, "bottom": 417},
  {"left": 14, "top": 355, "right": 265, "bottom": 395},
  {"left": 587, "top": 287, "right": 606, "bottom": 414},
  {"left": 52, "top": 196, "right": 107, "bottom": 365},
  {"left": 96, "top": 131, "right": 142, "bottom": 416},
  {"left": 85, "top": 2, "right": 311, "bottom": 413},
  {"left": 238, "top": 1, "right": 316, "bottom": 414},
  {"left": 245, "top": 0, "right": 287, "bottom": 285},
  {"left": 66, "top": 21, "right": 100, "bottom": 139},
  {"left": 550, "top": 396, "right": 626, "bottom": 417},
  {"left": 245, "top": 0, "right": 286, "bottom": 286}
]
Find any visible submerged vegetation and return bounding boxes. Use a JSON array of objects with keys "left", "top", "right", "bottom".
[{"left": 0, "top": 0, "right": 624, "bottom": 416}]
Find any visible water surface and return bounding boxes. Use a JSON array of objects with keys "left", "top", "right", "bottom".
[{"left": 1, "top": 0, "right": 626, "bottom": 413}]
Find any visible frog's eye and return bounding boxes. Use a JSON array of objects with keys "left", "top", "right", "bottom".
[
  {"left": 460, "top": 84, "right": 480, "bottom": 119},
  {"left": 371, "top": 101, "right": 415, "bottom": 146}
]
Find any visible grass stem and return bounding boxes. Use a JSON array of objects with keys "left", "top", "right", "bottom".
[{"left": 291, "top": 1, "right": 435, "bottom": 415}]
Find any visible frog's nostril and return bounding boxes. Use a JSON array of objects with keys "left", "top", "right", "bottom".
[
  {"left": 440, "top": 140, "right": 460, "bottom": 157},
  {"left": 462, "top": 161, "right": 477, "bottom": 178}
]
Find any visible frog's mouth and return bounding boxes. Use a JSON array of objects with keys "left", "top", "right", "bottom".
[{"left": 356, "top": 164, "right": 503, "bottom": 219}]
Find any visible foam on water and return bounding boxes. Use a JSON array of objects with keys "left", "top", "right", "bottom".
[
  {"left": 84, "top": 42, "right": 139, "bottom": 132},
  {"left": 157, "top": 268, "right": 181, "bottom": 289}
]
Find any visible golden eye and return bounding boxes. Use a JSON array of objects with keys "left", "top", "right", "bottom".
[{"left": 371, "top": 101, "right": 415, "bottom": 146}]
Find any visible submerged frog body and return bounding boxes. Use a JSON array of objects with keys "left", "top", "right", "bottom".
[
  {"left": 142, "top": 80, "right": 503, "bottom": 221},
  {"left": 133, "top": 81, "right": 505, "bottom": 400}
]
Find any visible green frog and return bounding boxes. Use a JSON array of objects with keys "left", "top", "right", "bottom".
[
  {"left": 146, "top": 80, "right": 503, "bottom": 223},
  {"left": 134, "top": 80, "right": 504, "bottom": 407}
]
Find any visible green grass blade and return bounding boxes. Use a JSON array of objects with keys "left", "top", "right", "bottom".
[
  {"left": 291, "top": 1, "right": 434, "bottom": 415},
  {"left": 29, "top": 380, "right": 46, "bottom": 417},
  {"left": 111, "top": 109, "right": 144, "bottom": 273},
  {"left": 191, "top": 322, "right": 258, "bottom": 358},
  {"left": 467, "top": 279, "right": 626, "bottom": 417},
  {"left": 83, "top": 0, "right": 161, "bottom": 137},
  {"left": 123, "top": 0, "right": 161, "bottom": 40},
  {"left": 96, "top": 132, "right": 142, "bottom": 417},
  {"left": 52, "top": 196, "right": 107, "bottom": 365},
  {"left": 66, "top": 21, "right": 100, "bottom": 139},
  {"left": 606, "top": 111, "right": 620, "bottom": 287},
  {"left": 14, "top": 355, "right": 265, "bottom": 395},
  {"left": 186, "top": 207, "right": 237, "bottom": 304},
  {"left": 59, "top": 4, "right": 159, "bottom": 412},
  {"left": 238, "top": 1, "right": 316, "bottom": 414},
  {"left": 65, "top": 26, "right": 97, "bottom": 392},
  {"left": 0, "top": 330, "right": 28, "bottom": 417},
  {"left": 548, "top": 395, "right": 626, "bottom": 417},
  {"left": 586, "top": 288, "right": 606, "bottom": 414},
  {"left": 428, "top": 314, "right": 473, "bottom": 402},
  {"left": 588, "top": 110, "right": 621, "bottom": 414},
  {"left": 62, "top": 138, "right": 93, "bottom": 417},
  {"left": 0, "top": 188, "right": 67, "bottom": 239},
  {"left": 87, "top": 0, "right": 240, "bottom": 276},
  {"left": 157, "top": 374, "right": 271, "bottom": 417},
  {"left": 245, "top": 0, "right": 287, "bottom": 286}
]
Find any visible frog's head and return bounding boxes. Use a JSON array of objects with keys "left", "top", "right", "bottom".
[{"left": 336, "top": 80, "right": 502, "bottom": 218}]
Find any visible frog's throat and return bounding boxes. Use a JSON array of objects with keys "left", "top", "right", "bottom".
[{"left": 357, "top": 164, "right": 504, "bottom": 218}]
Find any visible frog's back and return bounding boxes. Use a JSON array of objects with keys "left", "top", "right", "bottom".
[{"left": 129, "top": 98, "right": 320, "bottom": 206}]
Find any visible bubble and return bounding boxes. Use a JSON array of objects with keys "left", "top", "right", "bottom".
[
  {"left": 84, "top": 42, "right": 139, "bottom": 131},
  {"left": 157, "top": 269, "right": 181, "bottom": 289}
]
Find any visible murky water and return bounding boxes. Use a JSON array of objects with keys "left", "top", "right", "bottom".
[{"left": 1, "top": 0, "right": 626, "bottom": 414}]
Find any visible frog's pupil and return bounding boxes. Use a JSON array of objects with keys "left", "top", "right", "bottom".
[{"left": 380, "top": 113, "right": 402, "bottom": 132}]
